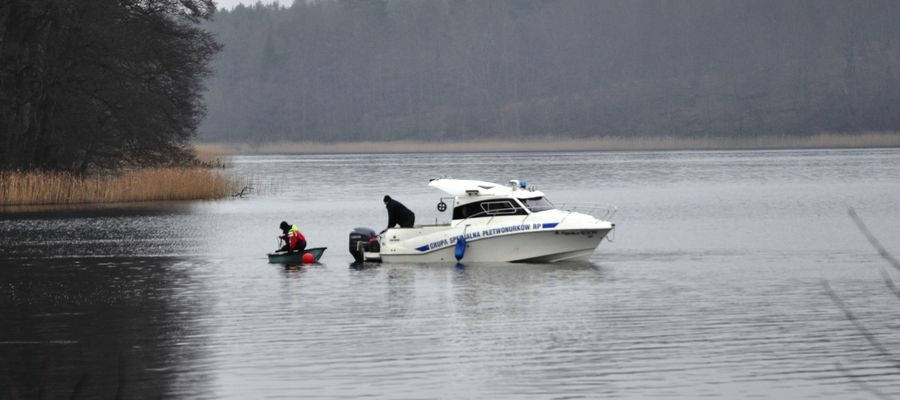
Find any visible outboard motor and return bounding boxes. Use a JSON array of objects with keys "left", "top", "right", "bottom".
[{"left": 349, "top": 227, "right": 380, "bottom": 263}]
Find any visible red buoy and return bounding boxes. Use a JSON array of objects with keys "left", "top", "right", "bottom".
[{"left": 302, "top": 252, "right": 315, "bottom": 264}]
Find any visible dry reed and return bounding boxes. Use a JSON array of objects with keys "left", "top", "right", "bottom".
[
  {"left": 192, "top": 143, "right": 233, "bottom": 167},
  {"left": 0, "top": 168, "right": 239, "bottom": 207},
  {"left": 203, "top": 132, "right": 900, "bottom": 154}
]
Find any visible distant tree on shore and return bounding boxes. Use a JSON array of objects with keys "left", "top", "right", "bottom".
[
  {"left": 201, "top": 0, "right": 900, "bottom": 143},
  {"left": 0, "top": 0, "right": 220, "bottom": 173}
]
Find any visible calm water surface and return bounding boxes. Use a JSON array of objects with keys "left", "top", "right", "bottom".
[{"left": 2, "top": 149, "right": 899, "bottom": 399}]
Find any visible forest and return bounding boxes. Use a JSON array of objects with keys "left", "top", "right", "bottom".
[
  {"left": 0, "top": 0, "right": 218, "bottom": 172},
  {"left": 200, "top": 0, "right": 900, "bottom": 143}
]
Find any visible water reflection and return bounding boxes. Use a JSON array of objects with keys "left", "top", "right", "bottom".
[
  {"left": 0, "top": 256, "right": 212, "bottom": 399},
  {"left": 0, "top": 203, "right": 218, "bottom": 398},
  {"left": 2, "top": 149, "right": 899, "bottom": 398},
  {"left": 349, "top": 261, "right": 382, "bottom": 270},
  {"left": 280, "top": 263, "right": 309, "bottom": 274}
]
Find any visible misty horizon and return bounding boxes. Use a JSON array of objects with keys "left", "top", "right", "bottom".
[{"left": 200, "top": 0, "right": 900, "bottom": 143}]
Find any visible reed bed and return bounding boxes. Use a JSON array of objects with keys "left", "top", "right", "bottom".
[
  {"left": 205, "top": 132, "right": 900, "bottom": 154},
  {"left": 192, "top": 143, "right": 233, "bottom": 168},
  {"left": 0, "top": 168, "right": 239, "bottom": 206}
]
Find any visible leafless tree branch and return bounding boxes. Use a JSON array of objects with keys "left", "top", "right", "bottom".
[
  {"left": 880, "top": 270, "right": 900, "bottom": 302},
  {"left": 823, "top": 281, "right": 900, "bottom": 371},
  {"left": 834, "top": 361, "right": 893, "bottom": 400},
  {"left": 849, "top": 207, "right": 900, "bottom": 272}
]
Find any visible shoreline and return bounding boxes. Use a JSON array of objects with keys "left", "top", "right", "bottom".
[
  {"left": 0, "top": 199, "right": 203, "bottom": 215},
  {"left": 200, "top": 132, "right": 900, "bottom": 155}
]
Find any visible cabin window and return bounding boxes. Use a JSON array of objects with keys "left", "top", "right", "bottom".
[
  {"left": 520, "top": 197, "right": 554, "bottom": 212},
  {"left": 481, "top": 200, "right": 518, "bottom": 215},
  {"left": 453, "top": 198, "right": 528, "bottom": 219}
]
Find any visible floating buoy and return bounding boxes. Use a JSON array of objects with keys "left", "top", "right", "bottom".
[
  {"left": 302, "top": 252, "right": 315, "bottom": 264},
  {"left": 454, "top": 235, "right": 466, "bottom": 261}
]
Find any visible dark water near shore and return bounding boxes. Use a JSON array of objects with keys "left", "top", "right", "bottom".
[{"left": 2, "top": 149, "right": 899, "bottom": 399}]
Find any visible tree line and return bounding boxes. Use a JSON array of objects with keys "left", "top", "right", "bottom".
[
  {"left": 0, "top": 0, "right": 219, "bottom": 172},
  {"left": 201, "top": 0, "right": 900, "bottom": 143}
]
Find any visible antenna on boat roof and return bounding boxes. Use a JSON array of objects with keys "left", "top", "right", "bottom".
[{"left": 429, "top": 175, "right": 451, "bottom": 182}]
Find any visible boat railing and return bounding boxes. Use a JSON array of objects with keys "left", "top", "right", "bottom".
[
  {"left": 451, "top": 203, "right": 616, "bottom": 226},
  {"left": 555, "top": 203, "right": 617, "bottom": 221},
  {"left": 451, "top": 206, "right": 528, "bottom": 227}
]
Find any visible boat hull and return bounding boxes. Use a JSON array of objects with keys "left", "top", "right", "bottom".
[
  {"left": 359, "top": 178, "right": 616, "bottom": 264},
  {"left": 267, "top": 247, "right": 327, "bottom": 264},
  {"left": 378, "top": 229, "right": 610, "bottom": 263}
]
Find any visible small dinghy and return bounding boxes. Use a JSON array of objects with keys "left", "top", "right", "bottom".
[{"left": 267, "top": 247, "right": 327, "bottom": 264}]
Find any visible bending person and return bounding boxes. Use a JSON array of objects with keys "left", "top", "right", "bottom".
[
  {"left": 278, "top": 221, "right": 307, "bottom": 253},
  {"left": 381, "top": 195, "right": 415, "bottom": 234}
]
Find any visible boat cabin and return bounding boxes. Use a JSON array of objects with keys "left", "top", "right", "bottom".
[
  {"left": 427, "top": 178, "right": 556, "bottom": 221},
  {"left": 452, "top": 196, "right": 555, "bottom": 219}
]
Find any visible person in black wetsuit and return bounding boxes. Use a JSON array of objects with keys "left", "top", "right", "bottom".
[{"left": 381, "top": 195, "right": 415, "bottom": 234}]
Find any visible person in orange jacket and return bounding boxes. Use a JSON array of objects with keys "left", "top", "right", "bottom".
[{"left": 278, "top": 221, "right": 307, "bottom": 253}]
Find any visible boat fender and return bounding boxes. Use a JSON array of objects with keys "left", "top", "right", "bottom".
[{"left": 454, "top": 235, "right": 466, "bottom": 261}]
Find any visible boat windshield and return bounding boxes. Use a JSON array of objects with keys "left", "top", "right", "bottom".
[
  {"left": 453, "top": 198, "right": 529, "bottom": 219},
  {"left": 519, "top": 197, "right": 554, "bottom": 212}
]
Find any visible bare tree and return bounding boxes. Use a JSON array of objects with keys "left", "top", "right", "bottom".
[{"left": 0, "top": 0, "right": 220, "bottom": 172}]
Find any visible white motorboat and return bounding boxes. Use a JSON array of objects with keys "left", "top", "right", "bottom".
[{"left": 349, "top": 179, "right": 615, "bottom": 263}]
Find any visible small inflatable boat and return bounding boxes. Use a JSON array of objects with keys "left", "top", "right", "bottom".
[{"left": 267, "top": 247, "right": 327, "bottom": 264}]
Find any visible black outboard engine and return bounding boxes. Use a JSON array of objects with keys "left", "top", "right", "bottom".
[{"left": 349, "top": 227, "right": 380, "bottom": 263}]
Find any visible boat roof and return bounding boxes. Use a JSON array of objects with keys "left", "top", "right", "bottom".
[{"left": 428, "top": 178, "right": 545, "bottom": 198}]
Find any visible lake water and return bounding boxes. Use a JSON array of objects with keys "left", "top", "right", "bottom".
[{"left": 2, "top": 149, "right": 899, "bottom": 399}]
